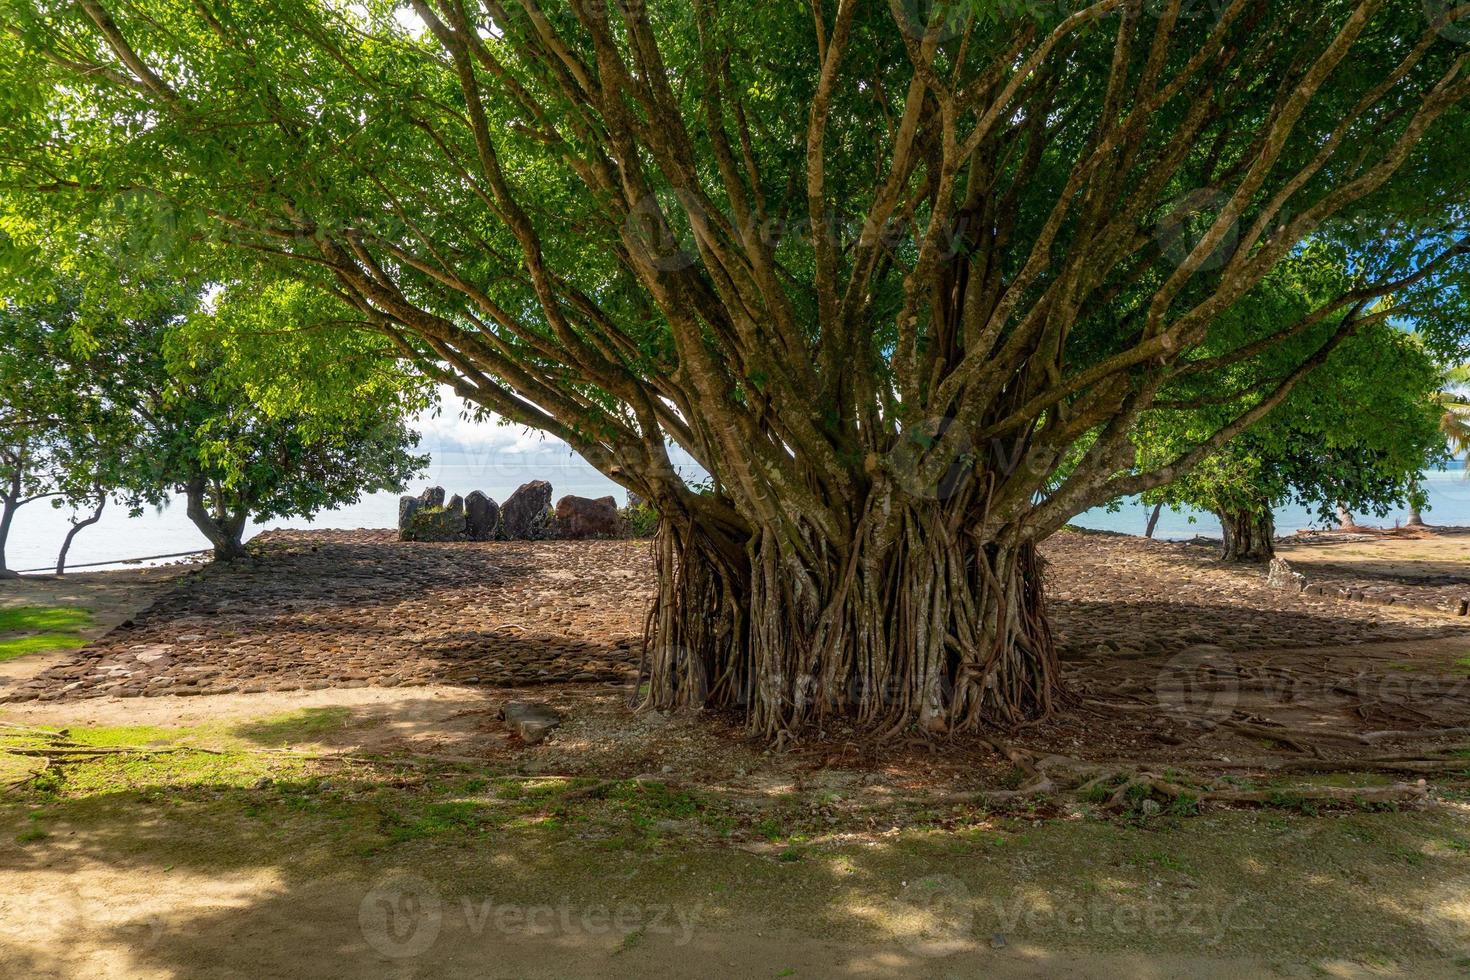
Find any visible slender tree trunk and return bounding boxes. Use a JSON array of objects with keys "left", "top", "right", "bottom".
[
  {"left": 1336, "top": 503, "right": 1358, "bottom": 531},
  {"left": 0, "top": 500, "right": 17, "bottom": 578},
  {"left": 184, "top": 478, "right": 249, "bottom": 561},
  {"left": 640, "top": 482, "right": 1060, "bottom": 738},
  {"left": 0, "top": 466, "right": 21, "bottom": 578},
  {"left": 55, "top": 495, "right": 106, "bottom": 575},
  {"left": 1144, "top": 502, "right": 1164, "bottom": 539},
  {"left": 1217, "top": 510, "right": 1276, "bottom": 562},
  {"left": 1406, "top": 478, "right": 1426, "bottom": 527}
]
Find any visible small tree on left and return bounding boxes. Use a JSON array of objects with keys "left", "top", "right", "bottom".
[
  {"left": 0, "top": 279, "right": 145, "bottom": 575},
  {"left": 0, "top": 270, "right": 431, "bottom": 568}
]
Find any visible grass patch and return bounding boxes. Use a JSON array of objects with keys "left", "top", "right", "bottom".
[
  {"left": 0, "top": 633, "right": 90, "bottom": 661},
  {"left": 612, "top": 926, "right": 646, "bottom": 955},
  {"left": 65, "top": 725, "right": 179, "bottom": 747},
  {"left": 0, "top": 722, "right": 308, "bottom": 797},
  {"left": 386, "top": 800, "right": 496, "bottom": 843},
  {"left": 0, "top": 605, "right": 92, "bottom": 633},
  {"left": 233, "top": 707, "right": 353, "bottom": 747},
  {"left": 0, "top": 604, "right": 94, "bottom": 661}
]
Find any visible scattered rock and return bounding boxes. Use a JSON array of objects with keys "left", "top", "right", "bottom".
[
  {"left": 1266, "top": 557, "right": 1307, "bottom": 593},
  {"left": 502, "top": 480, "right": 555, "bottom": 540},
  {"left": 554, "top": 495, "right": 619, "bottom": 539},
  {"left": 464, "top": 491, "right": 500, "bottom": 541},
  {"left": 498, "top": 700, "right": 563, "bottom": 744}
]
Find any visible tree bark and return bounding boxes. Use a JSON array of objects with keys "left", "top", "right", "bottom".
[
  {"left": 1336, "top": 504, "right": 1359, "bottom": 531},
  {"left": 0, "top": 466, "right": 20, "bottom": 578},
  {"left": 184, "top": 478, "right": 249, "bottom": 561},
  {"left": 1144, "top": 503, "right": 1164, "bottom": 539},
  {"left": 1217, "top": 510, "right": 1276, "bottom": 562},
  {"left": 56, "top": 495, "right": 106, "bottom": 575},
  {"left": 0, "top": 502, "right": 17, "bottom": 578},
  {"left": 639, "top": 485, "right": 1061, "bottom": 738}
]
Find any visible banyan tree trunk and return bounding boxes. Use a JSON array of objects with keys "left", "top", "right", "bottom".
[
  {"left": 638, "top": 484, "right": 1060, "bottom": 738},
  {"left": 1217, "top": 510, "right": 1276, "bottom": 562}
]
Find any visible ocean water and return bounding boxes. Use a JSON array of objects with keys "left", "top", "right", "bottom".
[
  {"left": 4, "top": 436, "right": 1467, "bottom": 574},
  {"left": 1074, "top": 462, "right": 1470, "bottom": 539},
  {"left": 2, "top": 443, "right": 627, "bottom": 573}
]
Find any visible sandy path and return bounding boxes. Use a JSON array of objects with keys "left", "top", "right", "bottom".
[{"left": 0, "top": 862, "right": 1375, "bottom": 980}]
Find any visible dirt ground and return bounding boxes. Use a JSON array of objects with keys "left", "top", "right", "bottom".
[{"left": 3, "top": 529, "right": 1470, "bottom": 977}]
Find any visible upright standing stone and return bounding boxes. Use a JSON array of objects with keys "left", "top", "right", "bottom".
[
  {"left": 418, "top": 486, "right": 446, "bottom": 509},
  {"left": 397, "top": 496, "right": 421, "bottom": 540},
  {"left": 464, "top": 491, "right": 500, "bottom": 541},
  {"left": 501, "top": 480, "right": 554, "bottom": 539},
  {"left": 447, "top": 494, "right": 464, "bottom": 516},
  {"left": 554, "top": 495, "right": 619, "bottom": 539},
  {"left": 406, "top": 508, "right": 467, "bottom": 541}
]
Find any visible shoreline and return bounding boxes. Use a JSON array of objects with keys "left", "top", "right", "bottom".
[{"left": 14, "top": 520, "right": 1470, "bottom": 580}]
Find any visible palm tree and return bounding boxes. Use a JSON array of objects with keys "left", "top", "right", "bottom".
[{"left": 1414, "top": 364, "right": 1470, "bottom": 527}]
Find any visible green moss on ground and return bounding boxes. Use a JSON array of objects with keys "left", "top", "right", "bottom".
[
  {"left": 233, "top": 707, "right": 354, "bottom": 746},
  {"left": 0, "top": 605, "right": 94, "bottom": 661},
  {"left": 0, "top": 606, "right": 92, "bottom": 632}
]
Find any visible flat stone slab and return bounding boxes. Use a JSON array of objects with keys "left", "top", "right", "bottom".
[{"left": 498, "top": 700, "right": 563, "bottom": 744}]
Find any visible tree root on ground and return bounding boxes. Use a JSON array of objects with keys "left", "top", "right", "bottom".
[
  {"left": 1101, "top": 773, "right": 1429, "bottom": 808},
  {"left": 967, "top": 739, "right": 1437, "bottom": 813}
]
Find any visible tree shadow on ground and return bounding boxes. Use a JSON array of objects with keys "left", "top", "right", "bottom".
[
  {"left": 1049, "top": 596, "right": 1467, "bottom": 660},
  {"left": 2, "top": 768, "right": 1469, "bottom": 978}
]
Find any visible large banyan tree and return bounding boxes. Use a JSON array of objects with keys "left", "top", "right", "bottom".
[{"left": 3, "top": 0, "right": 1470, "bottom": 736}]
